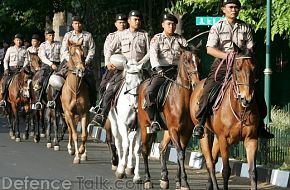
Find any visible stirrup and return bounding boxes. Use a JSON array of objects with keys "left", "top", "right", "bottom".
[
  {"left": 34, "top": 102, "right": 43, "bottom": 110},
  {"left": 0, "top": 100, "right": 6, "bottom": 107},
  {"left": 47, "top": 101, "right": 55, "bottom": 109},
  {"left": 89, "top": 106, "right": 101, "bottom": 114},
  {"left": 146, "top": 121, "right": 161, "bottom": 134}
]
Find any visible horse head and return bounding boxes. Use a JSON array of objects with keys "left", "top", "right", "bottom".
[
  {"left": 28, "top": 52, "right": 41, "bottom": 73},
  {"left": 123, "top": 60, "right": 143, "bottom": 106},
  {"left": 233, "top": 53, "right": 256, "bottom": 107},
  {"left": 178, "top": 45, "right": 200, "bottom": 89},
  {"left": 67, "top": 39, "right": 85, "bottom": 78},
  {"left": 19, "top": 65, "right": 33, "bottom": 98}
]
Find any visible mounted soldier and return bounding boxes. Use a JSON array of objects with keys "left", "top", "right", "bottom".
[
  {"left": 91, "top": 10, "right": 150, "bottom": 127},
  {"left": 144, "top": 13, "right": 188, "bottom": 133},
  {"left": 89, "top": 13, "right": 127, "bottom": 122},
  {"left": 55, "top": 16, "right": 96, "bottom": 108},
  {"left": 193, "top": 0, "right": 274, "bottom": 139},
  {"left": 27, "top": 34, "right": 41, "bottom": 54},
  {"left": 0, "top": 34, "right": 29, "bottom": 107},
  {"left": 34, "top": 29, "right": 62, "bottom": 109}
]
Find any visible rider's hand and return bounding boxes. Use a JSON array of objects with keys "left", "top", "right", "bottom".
[
  {"left": 106, "top": 63, "right": 116, "bottom": 71},
  {"left": 4, "top": 69, "right": 9, "bottom": 76},
  {"left": 51, "top": 64, "right": 57, "bottom": 71}
]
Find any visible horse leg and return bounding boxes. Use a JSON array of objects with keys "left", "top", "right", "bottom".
[
  {"left": 104, "top": 119, "right": 118, "bottom": 170},
  {"left": 64, "top": 113, "right": 79, "bottom": 164},
  {"left": 30, "top": 110, "right": 35, "bottom": 137},
  {"left": 115, "top": 122, "right": 129, "bottom": 179},
  {"left": 33, "top": 110, "right": 40, "bottom": 143},
  {"left": 244, "top": 138, "right": 258, "bottom": 190},
  {"left": 40, "top": 108, "right": 46, "bottom": 138},
  {"left": 142, "top": 132, "right": 156, "bottom": 189},
  {"left": 133, "top": 129, "right": 142, "bottom": 184},
  {"left": 66, "top": 124, "right": 74, "bottom": 155},
  {"left": 169, "top": 128, "right": 189, "bottom": 190},
  {"left": 52, "top": 110, "right": 60, "bottom": 151},
  {"left": 200, "top": 130, "right": 219, "bottom": 190},
  {"left": 59, "top": 114, "right": 67, "bottom": 141},
  {"left": 79, "top": 115, "right": 88, "bottom": 161},
  {"left": 11, "top": 104, "right": 21, "bottom": 142},
  {"left": 218, "top": 137, "right": 231, "bottom": 190},
  {"left": 159, "top": 131, "right": 171, "bottom": 189},
  {"left": 46, "top": 109, "right": 52, "bottom": 148},
  {"left": 23, "top": 108, "right": 30, "bottom": 140},
  {"left": 126, "top": 130, "right": 136, "bottom": 177},
  {"left": 7, "top": 107, "right": 14, "bottom": 139}
]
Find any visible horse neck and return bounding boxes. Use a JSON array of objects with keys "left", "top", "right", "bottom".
[
  {"left": 176, "top": 63, "right": 190, "bottom": 90},
  {"left": 66, "top": 71, "right": 83, "bottom": 91}
]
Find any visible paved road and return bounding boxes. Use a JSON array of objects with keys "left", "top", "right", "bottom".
[{"left": 0, "top": 116, "right": 287, "bottom": 190}]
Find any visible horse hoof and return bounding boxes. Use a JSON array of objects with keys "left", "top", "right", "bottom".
[
  {"left": 54, "top": 146, "right": 60, "bottom": 151},
  {"left": 111, "top": 165, "right": 117, "bottom": 171},
  {"left": 73, "top": 157, "right": 80, "bottom": 164},
  {"left": 30, "top": 131, "right": 35, "bottom": 137},
  {"left": 81, "top": 155, "right": 87, "bottom": 161},
  {"left": 10, "top": 135, "right": 16, "bottom": 140},
  {"left": 22, "top": 133, "right": 29, "bottom": 140},
  {"left": 160, "top": 180, "right": 169, "bottom": 189},
  {"left": 9, "top": 131, "right": 14, "bottom": 137},
  {"left": 15, "top": 137, "right": 21, "bottom": 142},
  {"left": 115, "top": 171, "right": 125, "bottom": 179},
  {"left": 68, "top": 150, "right": 75, "bottom": 156},
  {"left": 125, "top": 167, "right": 134, "bottom": 176},
  {"left": 47, "top": 143, "right": 52, "bottom": 148},
  {"left": 144, "top": 181, "right": 153, "bottom": 189},
  {"left": 34, "top": 135, "right": 40, "bottom": 143},
  {"left": 78, "top": 147, "right": 85, "bottom": 154},
  {"left": 133, "top": 177, "right": 142, "bottom": 184},
  {"left": 40, "top": 133, "right": 46, "bottom": 138}
]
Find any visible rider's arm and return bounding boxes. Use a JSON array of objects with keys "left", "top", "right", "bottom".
[
  {"left": 3, "top": 47, "right": 11, "bottom": 71},
  {"left": 104, "top": 32, "right": 121, "bottom": 67},
  {"left": 60, "top": 32, "right": 70, "bottom": 62},
  {"left": 85, "top": 32, "right": 95, "bottom": 64},
  {"left": 207, "top": 47, "right": 227, "bottom": 59},
  {"left": 149, "top": 34, "right": 160, "bottom": 69},
  {"left": 137, "top": 32, "right": 150, "bottom": 66},
  {"left": 206, "top": 23, "right": 227, "bottom": 59}
]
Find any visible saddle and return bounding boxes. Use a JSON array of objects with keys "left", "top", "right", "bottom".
[{"left": 156, "top": 80, "right": 172, "bottom": 111}]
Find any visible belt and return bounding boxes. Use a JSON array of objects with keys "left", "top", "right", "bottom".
[{"left": 9, "top": 65, "right": 22, "bottom": 70}]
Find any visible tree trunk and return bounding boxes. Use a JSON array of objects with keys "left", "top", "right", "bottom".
[{"left": 52, "top": 12, "right": 66, "bottom": 42}]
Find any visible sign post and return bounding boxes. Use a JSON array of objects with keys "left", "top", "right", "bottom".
[{"left": 195, "top": 16, "right": 223, "bottom": 26}]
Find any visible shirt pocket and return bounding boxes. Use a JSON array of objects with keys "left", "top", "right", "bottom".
[
  {"left": 121, "top": 39, "right": 130, "bottom": 53},
  {"left": 10, "top": 52, "right": 17, "bottom": 61},
  {"left": 135, "top": 38, "right": 146, "bottom": 53},
  {"left": 238, "top": 32, "right": 246, "bottom": 47},
  {"left": 220, "top": 33, "right": 232, "bottom": 49},
  {"left": 172, "top": 41, "right": 181, "bottom": 57},
  {"left": 18, "top": 51, "right": 26, "bottom": 62}
]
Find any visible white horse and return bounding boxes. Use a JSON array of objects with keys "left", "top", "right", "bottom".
[{"left": 108, "top": 61, "right": 143, "bottom": 183}]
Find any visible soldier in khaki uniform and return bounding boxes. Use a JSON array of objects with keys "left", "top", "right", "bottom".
[
  {"left": 27, "top": 34, "right": 41, "bottom": 54},
  {"left": 57, "top": 16, "right": 96, "bottom": 107},
  {"left": 34, "top": 29, "right": 61, "bottom": 109},
  {"left": 193, "top": 0, "right": 274, "bottom": 139},
  {"left": 0, "top": 34, "right": 29, "bottom": 107},
  {"left": 91, "top": 10, "right": 150, "bottom": 127},
  {"left": 145, "top": 13, "right": 187, "bottom": 133}
]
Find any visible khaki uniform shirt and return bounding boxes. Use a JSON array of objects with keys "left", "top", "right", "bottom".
[
  {"left": 3, "top": 46, "right": 28, "bottom": 70},
  {"left": 38, "top": 41, "right": 61, "bottom": 66},
  {"left": 27, "top": 46, "right": 39, "bottom": 54},
  {"left": 105, "top": 28, "right": 150, "bottom": 66},
  {"left": 61, "top": 30, "right": 95, "bottom": 63},
  {"left": 206, "top": 18, "right": 254, "bottom": 52},
  {"left": 103, "top": 31, "right": 122, "bottom": 57},
  {"left": 150, "top": 32, "right": 188, "bottom": 69}
]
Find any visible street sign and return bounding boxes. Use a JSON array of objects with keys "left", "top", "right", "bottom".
[{"left": 196, "top": 16, "right": 223, "bottom": 26}]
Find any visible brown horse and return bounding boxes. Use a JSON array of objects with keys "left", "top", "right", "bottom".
[
  {"left": 2, "top": 65, "right": 33, "bottom": 142},
  {"left": 137, "top": 47, "right": 200, "bottom": 189},
  {"left": 60, "top": 40, "right": 90, "bottom": 164},
  {"left": 190, "top": 54, "right": 258, "bottom": 190}
]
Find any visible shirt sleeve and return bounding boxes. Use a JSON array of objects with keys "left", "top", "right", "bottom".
[
  {"left": 103, "top": 34, "right": 112, "bottom": 58},
  {"left": 245, "top": 27, "right": 254, "bottom": 50},
  {"left": 149, "top": 35, "right": 160, "bottom": 69},
  {"left": 38, "top": 43, "right": 53, "bottom": 66},
  {"left": 85, "top": 33, "right": 95, "bottom": 63},
  {"left": 104, "top": 32, "right": 121, "bottom": 66},
  {"left": 3, "top": 48, "right": 11, "bottom": 70},
  {"left": 206, "top": 24, "right": 220, "bottom": 48},
  {"left": 60, "top": 32, "right": 70, "bottom": 62},
  {"left": 137, "top": 32, "right": 150, "bottom": 65}
]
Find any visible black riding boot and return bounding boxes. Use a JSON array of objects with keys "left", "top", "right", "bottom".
[
  {"left": 90, "top": 102, "right": 108, "bottom": 127},
  {"left": 145, "top": 105, "right": 161, "bottom": 133}
]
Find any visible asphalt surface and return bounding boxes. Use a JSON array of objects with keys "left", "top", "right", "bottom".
[{"left": 0, "top": 115, "right": 287, "bottom": 190}]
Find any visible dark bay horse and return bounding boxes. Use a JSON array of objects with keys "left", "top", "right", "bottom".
[
  {"left": 2, "top": 65, "right": 33, "bottom": 142},
  {"left": 61, "top": 40, "right": 90, "bottom": 164},
  {"left": 137, "top": 47, "right": 200, "bottom": 189},
  {"left": 190, "top": 53, "right": 259, "bottom": 190}
]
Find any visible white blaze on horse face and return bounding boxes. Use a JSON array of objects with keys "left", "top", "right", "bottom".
[{"left": 22, "top": 79, "right": 32, "bottom": 98}]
